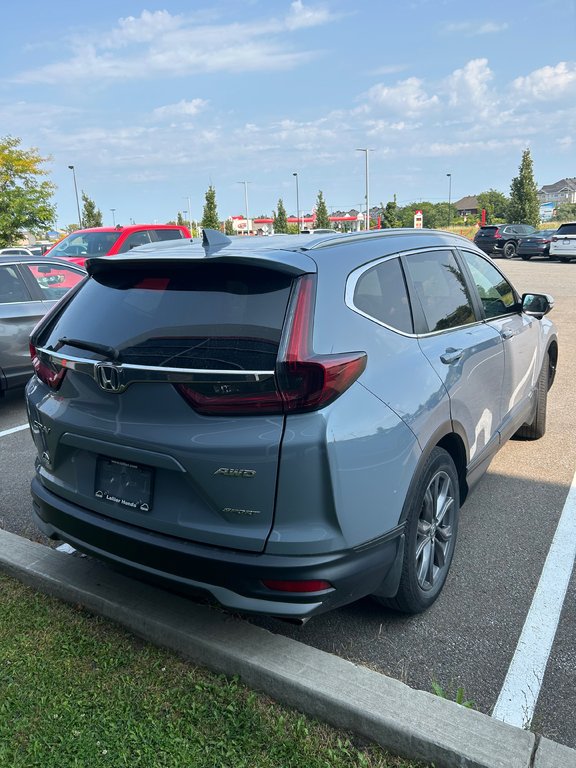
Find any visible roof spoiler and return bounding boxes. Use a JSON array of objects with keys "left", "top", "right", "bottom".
[{"left": 202, "top": 228, "right": 232, "bottom": 252}]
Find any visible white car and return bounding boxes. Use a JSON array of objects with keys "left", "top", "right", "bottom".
[{"left": 550, "top": 222, "right": 576, "bottom": 262}]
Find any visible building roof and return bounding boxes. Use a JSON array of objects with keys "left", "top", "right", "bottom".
[
  {"left": 539, "top": 177, "right": 576, "bottom": 193},
  {"left": 454, "top": 196, "right": 479, "bottom": 210}
]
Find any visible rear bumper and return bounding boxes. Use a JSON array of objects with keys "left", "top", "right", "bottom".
[{"left": 31, "top": 476, "right": 405, "bottom": 619}]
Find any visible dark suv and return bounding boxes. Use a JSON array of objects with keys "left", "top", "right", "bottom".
[
  {"left": 26, "top": 228, "right": 557, "bottom": 620},
  {"left": 474, "top": 224, "right": 537, "bottom": 259}
]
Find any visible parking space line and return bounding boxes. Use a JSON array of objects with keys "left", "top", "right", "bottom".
[
  {"left": 492, "top": 469, "right": 576, "bottom": 728},
  {"left": 0, "top": 423, "right": 29, "bottom": 438}
]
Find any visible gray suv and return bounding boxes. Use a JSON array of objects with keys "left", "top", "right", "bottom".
[{"left": 26, "top": 229, "right": 558, "bottom": 620}]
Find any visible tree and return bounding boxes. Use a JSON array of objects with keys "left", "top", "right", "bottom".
[
  {"left": 477, "top": 189, "right": 509, "bottom": 223},
  {"left": 273, "top": 199, "right": 288, "bottom": 233},
  {"left": 224, "top": 218, "right": 235, "bottom": 235},
  {"left": 553, "top": 202, "right": 576, "bottom": 221},
  {"left": 201, "top": 185, "right": 220, "bottom": 230},
  {"left": 0, "top": 135, "right": 56, "bottom": 246},
  {"left": 315, "top": 191, "right": 330, "bottom": 229},
  {"left": 380, "top": 199, "right": 400, "bottom": 228},
  {"left": 176, "top": 211, "right": 186, "bottom": 227},
  {"left": 81, "top": 191, "right": 102, "bottom": 228},
  {"left": 508, "top": 149, "right": 540, "bottom": 226}
]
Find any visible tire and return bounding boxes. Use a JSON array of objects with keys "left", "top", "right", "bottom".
[
  {"left": 514, "top": 360, "right": 548, "bottom": 440},
  {"left": 520, "top": 254, "right": 532, "bottom": 261},
  {"left": 375, "top": 447, "right": 459, "bottom": 614},
  {"left": 558, "top": 257, "right": 571, "bottom": 263},
  {"left": 503, "top": 241, "right": 517, "bottom": 259}
]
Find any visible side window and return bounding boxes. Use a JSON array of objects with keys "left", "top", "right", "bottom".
[
  {"left": 22, "top": 263, "right": 85, "bottom": 301},
  {"left": 460, "top": 250, "right": 516, "bottom": 319},
  {"left": 353, "top": 257, "right": 413, "bottom": 333},
  {"left": 119, "top": 231, "right": 152, "bottom": 252},
  {"left": 152, "top": 229, "right": 185, "bottom": 242},
  {"left": 0, "top": 265, "right": 31, "bottom": 303},
  {"left": 404, "top": 250, "right": 475, "bottom": 332}
]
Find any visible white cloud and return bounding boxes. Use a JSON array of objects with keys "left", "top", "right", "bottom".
[
  {"left": 556, "top": 136, "right": 574, "bottom": 150},
  {"left": 285, "top": 0, "right": 333, "bottom": 30},
  {"left": 365, "top": 77, "right": 439, "bottom": 116},
  {"left": 512, "top": 61, "right": 576, "bottom": 100},
  {"left": 442, "top": 21, "right": 508, "bottom": 35},
  {"left": 15, "top": 5, "right": 335, "bottom": 85},
  {"left": 444, "top": 59, "right": 495, "bottom": 118},
  {"left": 152, "top": 99, "right": 208, "bottom": 120},
  {"left": 409, "top": 137, "right": 526, "bottom": 158}
]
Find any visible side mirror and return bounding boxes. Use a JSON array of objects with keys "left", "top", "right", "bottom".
[{"left": 522, "top": 293, "right": 554, "bottom": 318}]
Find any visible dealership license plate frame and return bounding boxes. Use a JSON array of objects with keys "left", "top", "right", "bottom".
[{"left": 95, "top": 455, "right": 154, "bottom": 512}]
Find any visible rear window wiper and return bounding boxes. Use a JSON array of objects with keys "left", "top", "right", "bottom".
[{"left": 55, "top": 337, "right": 120, "bottom": 361}]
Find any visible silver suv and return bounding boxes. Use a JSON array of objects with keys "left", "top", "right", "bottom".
[
  {"left": 26, "top": 229, "right": 558, "bottom": 620},
  {"left": 550, "top": 221, "right": 576, "bottom": 262}
]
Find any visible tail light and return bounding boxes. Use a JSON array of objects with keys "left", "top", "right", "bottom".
[
  {"left": 30, "top": 343, "right": 67, "bottom": 389},
  {"left": 176, "top": 274, "right": 367, "bottom": 415},
  {"left": 494, "top": 231, "right": 502, "bottom": 239},
  {"left": 551, "top": 236, "right": 558, "bottom": 242}
]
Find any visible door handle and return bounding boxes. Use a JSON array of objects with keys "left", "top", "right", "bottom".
[{"left": 440, "top": 348, "right": 463, "bottom": 364}]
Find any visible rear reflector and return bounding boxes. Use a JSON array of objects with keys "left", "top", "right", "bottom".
[{"left": 262, "top": 579, "right": 332, "bottom": 593}]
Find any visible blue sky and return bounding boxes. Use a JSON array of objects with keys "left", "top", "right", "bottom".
[{"left": 1, "top": 0, "right": 575, "bottom": 228}]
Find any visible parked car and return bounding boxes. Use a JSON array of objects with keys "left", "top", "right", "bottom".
[
  {"left": 473, "top": 224, "right": 537, "bottom": 259},
  {"left": 0, "top": 244, "right": 52, "bottom": 257},
  {"left": 517, "top": 229, "right": 557, "bottom": 260},
  {"left": 0, "top": 254, "right": 86, "bottom": 395},
  {"left": 26, "top": 228, "right": 557, "bottom": 620},
  {"left": 549, "top": 222, "right": 576, "bottom": 262},
  {"left": 45, "top": 224, "right": 191, "bottom": 267},
  {"left": 300, "top": 228, "right": 337, "bottom": 235}
]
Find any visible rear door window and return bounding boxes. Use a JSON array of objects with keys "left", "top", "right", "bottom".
[
  {"left": 152, "top": 229, "right": 186, "bottom": 241},
  {"left": 404, "top": 250, "right": 476, "bottom": 332},
  {"left": 37, "top": 264, "right": 293, "bottom": 372}
]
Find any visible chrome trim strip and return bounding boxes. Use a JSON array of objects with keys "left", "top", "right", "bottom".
[{"left": 35, "top": 346, "right": 275, "bottom": 388}]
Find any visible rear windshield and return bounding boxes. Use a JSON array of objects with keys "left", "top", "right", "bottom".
[
  {"left": 50, "top": 231, "right": 122, "bottom": 258},
  {"left": 556, "top": 223, "right": 576, "bottom": 236},
  {"left": 37, "top": 264, "right": 293, "bottom": 371},
  {"left": 476, "top": 227, "right": 497, "bottom": 234}
]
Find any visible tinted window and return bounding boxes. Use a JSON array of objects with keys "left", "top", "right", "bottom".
[
  {"left": 0, "top": 265, "right": 31, "bottom": 303},
  {"left": 153, "top": 229, "right": 186, "bottom": 241},
  {"left": 404, "top": 250, "right": 475, "bottom": 332},
  {"left": 119, "top": 231, "right": 153, "bottom": 251},
  {"left": 460, "top": 250, "right": 516, "bottom": 318},
  {"left": 353, "top": 258, "right": 413, "bottom": 333},
  {"left": 556, "top": 223, "right": 576, "bottom": 236},
  {"left": 38, "top": 264, "right": 293, "bottom": 372}
]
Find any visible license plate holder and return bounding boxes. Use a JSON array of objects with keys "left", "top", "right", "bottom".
[{"left": 95, "top": 456, "right": 153, "bottom": 512}]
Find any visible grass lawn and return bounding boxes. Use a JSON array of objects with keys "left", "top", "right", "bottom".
[{"left": 0, "top": 573, "right": 427, "bottom": 768}]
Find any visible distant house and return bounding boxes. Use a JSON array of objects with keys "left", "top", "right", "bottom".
[
  {"left": 538, "top": 178, "right": 576, "bottom": 205},
  {"left": 454, "top": 196, "right": 479, "bottom": 217}
]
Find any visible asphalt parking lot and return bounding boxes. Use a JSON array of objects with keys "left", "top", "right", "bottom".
[{"left": 1, "top": 257, "right": 575, "bottom": 750}]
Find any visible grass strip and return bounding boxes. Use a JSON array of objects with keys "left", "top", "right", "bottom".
[{"left": 0, "top": 573, "right": 427, "bottom": 768}]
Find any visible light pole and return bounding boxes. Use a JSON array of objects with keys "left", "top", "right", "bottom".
[
  {"left": 356, "top": 149, "right": 374, "bottom": 231},
  {"left": 447, "top": 173, "right": 452, "bottom": 229},
  {"left": 292, "top": 172, "right": 300, "bottom": 233},
  {"left": 183, "top": 196, "right": 193, "bottom": 235},
  {"left": 68, "top": 165, "right": 82, "bottom": 228},
  {"left": 110, "top": 208, "right": 116, "bottom": 226},
  {"left": 237, "top": 182, "right": 251, "bottom": 235}
]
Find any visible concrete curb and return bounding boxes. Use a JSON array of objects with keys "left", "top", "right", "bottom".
[{"left": 1, "top": 529, "right": 575, "bottom": 768}]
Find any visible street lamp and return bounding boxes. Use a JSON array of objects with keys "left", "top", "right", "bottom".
[
  {"left": 292, "top": 172, "right": 300, "bottom": 233},
  {"left": 447, "top": 173, "right": 452, "bottom": 229},
  {"left": 356, "top": 149, "right": 374, "bottom": 231},
  {"left": 183, "top": 196, "right": 193, "bottom": 235},
  {"left": 237, "top": 181, "right": 251, "bottom": 235},
  {"left": 68, "top": 165, "right": 82, "bottom": 228},
  {"left": 110, "top": 208, "right": 116, "bottom": 226}
]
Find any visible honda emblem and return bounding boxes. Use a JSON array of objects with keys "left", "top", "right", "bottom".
[{"left": 95, "top": 363, "right": 123, "bottom": 392}]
